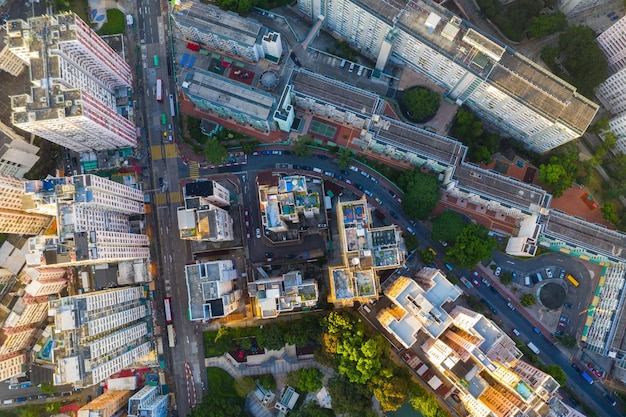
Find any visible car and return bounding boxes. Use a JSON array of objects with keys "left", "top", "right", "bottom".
[
  {"left": 265, "top": 252, "right": 273, "bottom": 258},
  {"left": 302, "top": 166, "right": 312, "bottom": 171},
  {"left": 292, "top": 164, "right": 301, "bottom": 170},
  {"left": 604, "top": 394, "right": 617, "bottom": 406},
  {"left": 265, "top": 257, "right": 273, "bottom": 262},
  {"left": 272, "top": 150, "right": 282, "bottom": 155},
  {"left": 246, "top": 230, "right": 251, "bottom": 240},
  {"left": 163, "top": 131, "right": 167, "bottom": 137},
  {"left": 349, "top": 165, "right": 359, "bottom": 172},
  {"left": 340, "top": 59, "right": 347, "bottom": 68},
  {"left": 324, "top": 171, "right": 334, "bottom": 177},
  {"left": 349, "top": 62, "right": 355, "bottom": 72},
  {"left": 608, "top": 11, "right": 616, "bottom": 17},
  {"left": 28, "top": 396, "right": 37, "bottom": 401},
  {"left": 472, "top": 279, "right": 480, "bottom": 287},
  {"left": 283, "top": 150, "right": 292, "bottom": 155},
  {"left": 533, "top": 327, "right": 541, "bottom": 335},
  {"left": 286, "top": 254, "right": 297, "bottom": 259},
  {"left": 560, "top": 316, "right": 569, "bottom": 323},
  {"left": 62, "top": 392, "right": 71, "bottom": 397},
  {"left": 168, "top": 124, "right": 172, "bottom": 132},
  {"left": 611, "top": 15, "right": 619, "bottom": 20},
  {"left": 428, "top": 247, "right": 437, "bottom": 256},
  {"left": 559, "top": 269, "right": 567, "bottom": 279},
  {"left": 370, "top": 176, "right": 379, "bottom": 184},
  {"left": 345, "top": 179, "right": 353, "bottom": 185},
  {"left": 335, "top": 174, "right": 344, "bottom": 181},
  {"left": 570, "top": 397, "right": 579, "bottom": 406},
  {"left": 472, "top": 270, "right": 480, "bottom": 278},
  {"left": 495, "top": 266, "right": 501, "bottom": 276},
  {"left": 357, "top": 65, "right": 364, "bottom": 76},
  {"left": 388, "top": 189, "right": 397, "bottom": 198},
  {"left": 245, "top": 220, "right": 250, "bottom": 227},
  {"left": 316, "top": 154, "right": 328, "bottom": 160},
  {"left": 489, "top": 306, "right": 498, "bottom": 314},
  {"left": 38, "top": 395, "right": 48, "bottom": 400},
  {"left": 9, "top": 384, "right": 19, "bottom": 390},
  {"left": 481, "top": 278, "right": 490, "bottom": 287},
  {"left": 512, "top": 328, "right": 521, "bottom": 336},
  {"left": 360, "top": 170, "right": 370, "bottom": 179},
  {"left": 50, "top": 393, "right": 58, "bottom": 398},
  {"left": 355, "top": 183, "right": 363, "bottom": 191},
  {"left": 440, "top": 240, "right": 448, "bottom": 247},
  {"left": 374, "top": 197, "right": 383, "bottom": 205},
  {"left": 506, "top": 302, "right": 515, "bottom": 311},
  {"left": 564, "top": 303, "right": 573, "bottom": 308},
  {"left": 571, "top": 363, "right": 581, "bottom": 372},
  {"left": 261, "top": 150, "right": 272, "bottom": 155},
  {"left": 252, "top": 151, "right": 260, "bottom": 156},
  {"left": 546, "top": 268, "right": 553, "bottom": 278},
  {"left": 255, "top": 228, "right": 261, "bottom": 239},
  {"left": 341, "top": 170, "right": 350, "bottom": 176},
  {"left": 2, "top": 399, "right": 13, "bottom": 405},
  {"left": 396, "top": 197, "right": 403, "bottom": 204},
  {"left": 364, "top": 189, "right": 373, "bottom": 197},
  {"left": 390, "top": 211, "right": 398, "bottom": 219},
  {"left": 406, "top": 226, "right": 416, "bottom": 235},
  {"left": 158, "top": 177, "right": 164, "bottom": 187}
]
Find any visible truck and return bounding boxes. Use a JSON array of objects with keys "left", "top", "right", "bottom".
[
  {"left": 156, "top": 337, "right": 164, "bottom": 355},
  {"left": 527, "top": 342, "right": 541, "bottom": 355},
  {"left": 580, "top": 371, "right": 594, "bottom": 385}
]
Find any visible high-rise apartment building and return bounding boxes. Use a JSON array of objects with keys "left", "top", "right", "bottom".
[
  {"left": 0, "top": 28, "right": 28, "bottom": 76},
  {"left": 0, "top": 353, "right": 27, "bottom": 382},
  {"left": 559, "top": 0, "right": 613, "bottom": 16},
  {"left": 3, "top": 294, "right": 50, "bottom": 328},
  {"left": 297, "top": 0, "right": 598, "bottom": 153},
  {"left": 23, "top": 175, "right": 149, "bottom": 267},
  {"left": 22, "top": 267, "right": 67, "bottom": 296},
  {"left": 0, "top": 174, "right": 54, "bottom": 235},
  {"left": 0, "top": 121, "right": 39, "bottom": 178},
  {"left": 78, "top": 389, "right": 134, "bottom": 417},
  {"left": 597, "top": 16, "right": 626, "bottom": 75},
  {"left": 127, "top": 385, "right": 169, "bottom": 417},
  {"left": 50, "top": 286, "right": 152, "bottom": 388},
  {"left": 185, "top": 260, "right": 241, "bottom": 321},
  {"left": 8, "top": 13, "right": 136, "bottom": 152}
]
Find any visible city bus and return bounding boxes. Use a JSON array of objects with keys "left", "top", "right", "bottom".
[
  {"left": 169, "top": 94, "right": 176, "bottom": 117},
  {"left": 164, "top": 297, "right": 173, "bottom": 324},
  {"left": 566, "top": 274, "right": 579, "bottom": 287},
  {"left": 161, "top": 113, "right": 167, "bottom": 126},
  {"left": 167, "top": 324, "right": 176, "bottom": 348},
  {"left": 156, "top": 78, "right": 163, "bottom": 102},
  {"left": 153, "top": 54, "right": 159, "bottom": 68}
]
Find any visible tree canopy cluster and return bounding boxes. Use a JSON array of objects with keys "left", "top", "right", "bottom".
[
  {"left": 431, "top": 211, "right": 467, "bottom": 244},
  {"left": 477, "top": 0, "right": 551, "bottom": 41},
  {"left": 214, "top": 0, "right": 292, "bottom": 14},
  {"left": 318, "top": 312, "right": 447, "bottom": 415},
  {"left": 541, "top": 26, "right": 608, "bottom": 98},
  {"left": 397, "top": 169, "right": 441, "bottom": 220},
  {"left": 401, "top": 87, "right": 441, "bottom": 123},
  {"left": 445, "top": 223, "right": 497, "bottom": 268},
  {"left": 450, "top": 108, "right": 500, "bottom": 164}
]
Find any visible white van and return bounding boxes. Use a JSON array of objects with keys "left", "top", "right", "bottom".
[
  {"left": 3, "top": 399, "right": 13, "bottom": 405},
  {"left": 536, "top": 272, "right": 543, "bottom": 282},
  {"left": 313, "top": 167, "right": 323, "bottom": 174},
  {"left": 340, "top": 59, "right": 346, "bottom": 68},
  {"left": 357, "top": 66, "right": 364, "bottom": 76},
  {"left": 349, "top": 63, "right": 355, "bottom": 72},
  {"left": 362, "top": 305, "right": 371, "bottom": 314},
  {"left": 524, "top": 276, "right": 531, "bottom": 286}
]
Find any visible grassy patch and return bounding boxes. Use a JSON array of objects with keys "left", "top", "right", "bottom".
[
  {"left": 97, "top": 9, "right": 126, "bottom": 35},
  {"left": 204, "top": 326, "right": 262, "bottom": 357},
  {"left": 54, "top": 0, "right": 90, "bottom": 25},
  {"left": 206, "top": 367, "right": 241, "bottom": 399}
]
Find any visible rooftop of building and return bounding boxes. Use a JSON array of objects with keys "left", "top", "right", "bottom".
[
  {"left": 174, "top": 0, "right": 264, "bottom": 47},
  {"left": 454, "top": 163, "right": 549, "bottom": 211},
  {"left": 543, "top": 210, "right": 626, "bottom": 261},
  {"left": 290, "top": 69, "right": 381, "bottom": 116},
  {"left": 354, "top": 0, "right": 597, "bottom": 132},
  {"left": 184, "top": 180, "right": 216, "bottom": 198},
  {"left": 183, "top": 69, "right": 274, "bottom": 120},
  {"left": 185, "top": 260, "right": 237, "bottom": 320},
  {"left": 373, "top": 116, "right": 466, "bottom": 166}
]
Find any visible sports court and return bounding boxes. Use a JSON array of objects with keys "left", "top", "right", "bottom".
[{"left": 309, "top": 119, "right": 337, "bottom": 139}]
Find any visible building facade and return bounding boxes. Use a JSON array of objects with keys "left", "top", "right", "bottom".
[
  {"left": 0, "top": 353, "right": 27, "bottom": 382},
  {"left": 22, "top": 267, "right": 67, "bottom": 296},
  {"left": 597, "top": 15, "right": 626, "bottom": 75},
  {"left": 0, "top": 174, "right": 54, "bottom": 235},
  {"left": 0, "top": 121, "right": 39, "bottom": 178},
  {"left": 8, "top": 13, "right": 136, "bottom": 152},
  {"left": 127, "top": 385, "right": 169, "bottom": 417},
  {"left": 78, "top": 389, "right": 134, "bottom": 417},
  {"left": 297, "top": 0, "right": 598, "bottom": 153},
  {"left": 23, "top": 175, "right": 149, "bottom": 268},
  {"left": 50, "top": 286, "right": 152, "bottom": 388}
]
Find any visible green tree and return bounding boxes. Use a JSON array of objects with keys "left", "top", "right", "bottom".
[
  {"left": 588, "top": 117, "right": 610, "bottom": 134},
  {"left": 372, "top": 368, "right": 412, "bottom": 412},
  {"left": 234, "top": 376, "right": 256, "bottom": 397},
  {"left": 555, "top": 334, "right": 577, "bottom": 347},
  {"left": 327, "top": 376, "right": 372, "bottom": 415},
  {"left": 215, "top": 0, "right": 252, "bottom": 14},
  {"left": 284, "top": 324, "right": 309, "bottom": 347},
  {"left": 499, "top": 271, "right": 513, "bottom": 285},
  {"left": 558, "top": 25, "right": 608, "bottom": 97},
  {"left": 239, "top": 337, "right": 252, "bottom": 350},
  {"left": 398, "top": 169, "right": 440, "bottom": 220},
  {"left": 601, "top": 202, "right": 619, "bottom": 224},
  {"left": 337, "top": 148, "right": 353, "bottom": 168},
  {"left": 189, "top": 396, "right": 245, "bottom": 417},
  {"left": 404, "top": 233, "right": 419, "bottom": 252},
  {"left": 538, "top": 162, "right": 572, "bottom": 197},
  {"left": 17, "top": 405, "right": 47, "bottom": 417},
  {"left": 258, "top": 374, "right": 276, "bottom": 390},
  {"left": 46, "top": 403, "right": 61, "bottom": 414},
  {"left": 431, "top": 211, "right": 466, "bottom": 243},
  {"left": 214, "top": 326, "right": 233, "bottom": 353},
  {"left": 291, "top": 403, "right": 335, "bottom": 417},
  {"left": 39, "top": 381, "right": 55, "bottom": 394},
  {"left": 419, "top": 249, "right": 435, "bottom": 264},
  {"left": 240, "top": 139, "right": 259, "bottom": 154},
  {"left": 450, "top": 108, "right": 483, "bottom": 141},
  {"left": 293, "top": 135, "right": 314, "bottom": 157},
  {"left": 288, "top": 368, "right": 324, "bottom": 393},
  {"left": 258, "top": 322, "right": 286, "bottom": 351},
  {"left": 520, "top": 294, "right": 536, "bottom": 307},
  {"left": 545, "top": 364, "right": 567, "bottom": 385},
  {"left": 402, "top": 87, "right": 441, "bottom": 122},
  {"left": 527, "top": 13, "right": 568, "bottom": 38},
  {"left": 204, "top": 138, "right": 228, "bottom": 164},
  {"left": 409, "top": 392, "right": 447, "bottom": 417},
  {"left": 445, "top": 224, "right": 497, "bottom": 269}
]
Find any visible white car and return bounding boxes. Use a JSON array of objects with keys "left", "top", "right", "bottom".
[
  {"left": 255, "top": 228, "right": 261, "bottom": 239},
  {"left": 495, "top": 266, "right": 502, "bottom": 276}
]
